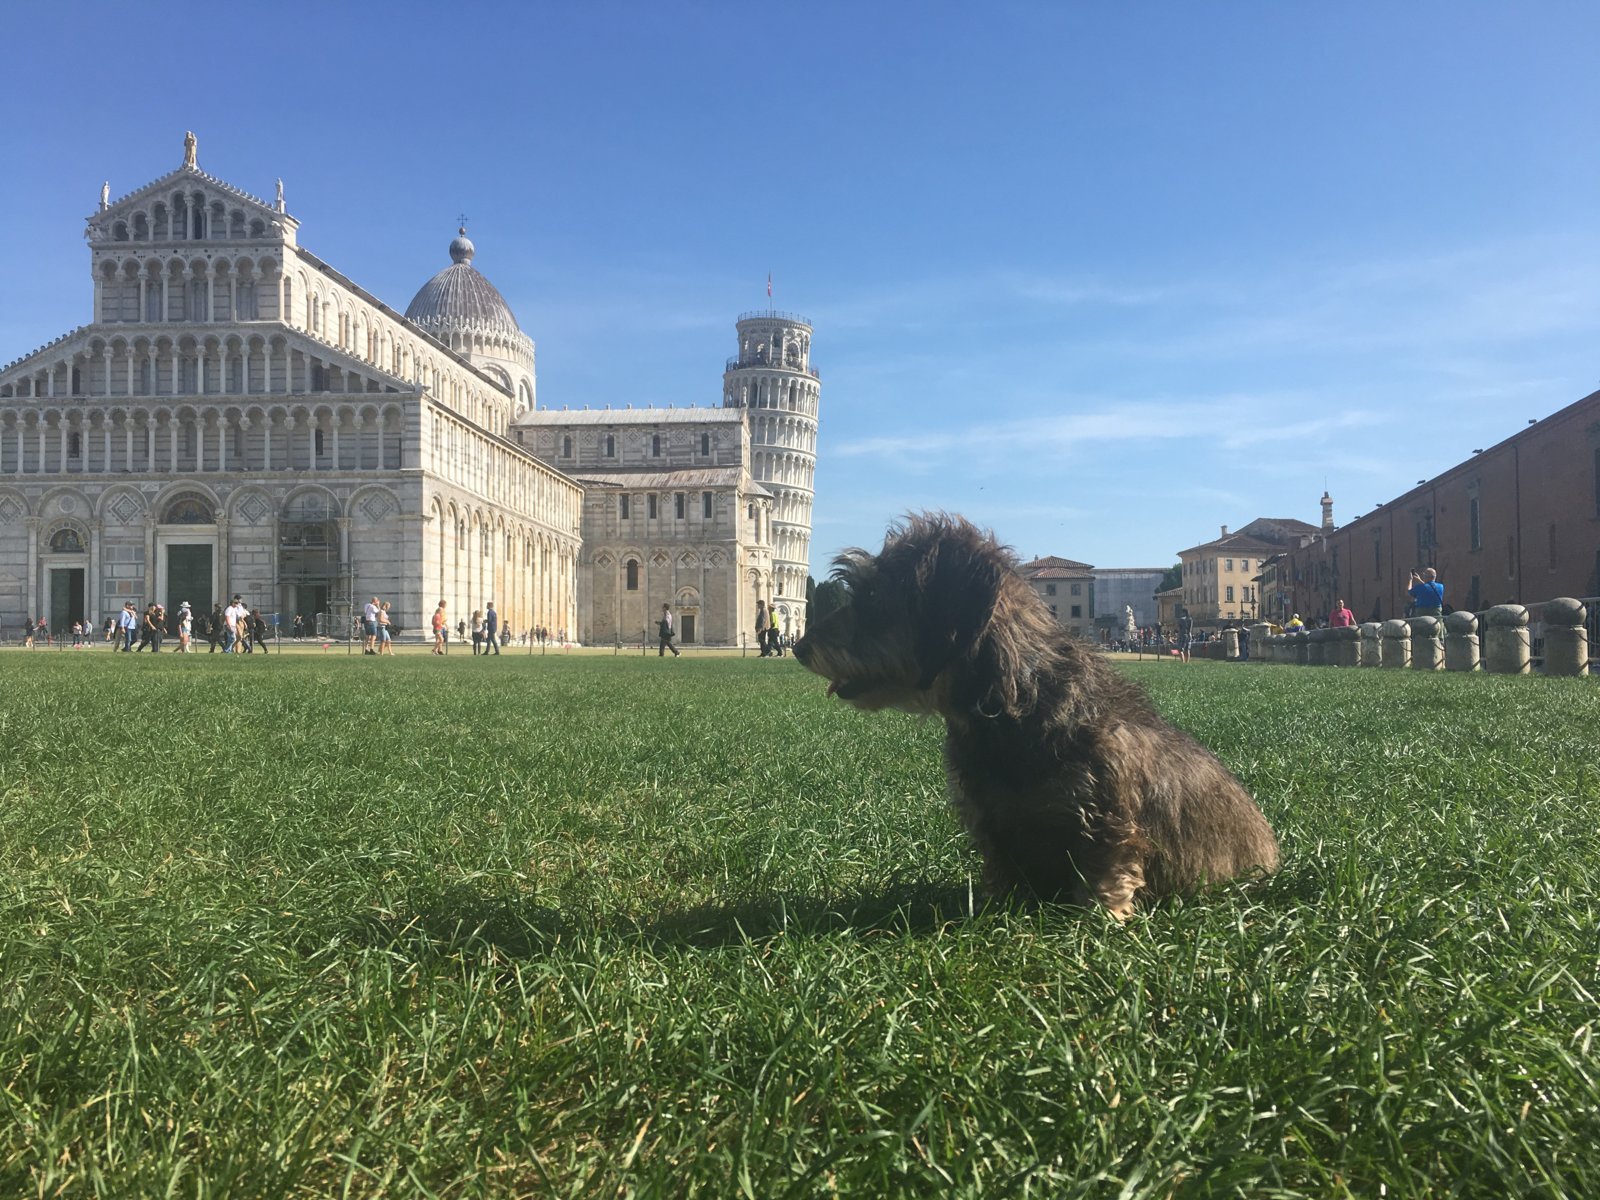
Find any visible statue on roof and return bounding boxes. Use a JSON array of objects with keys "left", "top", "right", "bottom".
[
  {"left": 100, "top": 181, "right": 109, "bottom": 211},
  {"left": 183, "top": 130, "right": 198, "bottom": 168},
  {"left": 275, "top": 179, "right": 285, "bottom": 212}
]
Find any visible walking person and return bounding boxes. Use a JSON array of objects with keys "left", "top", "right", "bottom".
[
  {"left": 119, "top": 602, "right": 139, "bottom": 651},
  {"left": 23, "top": 618, "right": 35, "bottom": 649},
  {"left": 140, "top": 604, "right": 164, "bottom": 653},
  {"left": 658, "top": 603, "right": 681, "bottom": 657},
  {"left": 223, "top": 595, "right": 245, "bottom": 653},
  {"left": 484, "top": 602, "right": 501, "bottom": 656},
  {"left": 208, "top": 603, "right": 226, "bottom": 653},
  {"left": 177, "top": 602, "right": 193, "bottom": 653},
  {"left": 249, "top": 608, "right": 270, "bottom": 653},
  {"left": 768, "top": 604, "right": 783, "bottom": 657},
  {"left": 1329, "top": 598, "right": 1356, "bottom": 628},
  {"left": 1176, "top": 605, "right": 1193, "bottom": 665},
  {"left": 431, "top": 601, "right": 447, "bottom": 655},
  {"left": 755, "top": 599, "right": 770, "bottom": 657},
  {"left": 471, "top": 610, "right": 485, "bottom": 655},
  {"left": 362, "top": 597, "right": 380, "bottom": 655},
  {"left": 377, "top": 601, "right": 395, "bottom": 655}
]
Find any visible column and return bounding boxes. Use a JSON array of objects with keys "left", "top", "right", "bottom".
[{"left": 24, "top": 519, "right": 38, "bottom": 625}]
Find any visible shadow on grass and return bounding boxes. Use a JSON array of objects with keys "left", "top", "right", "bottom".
[{"left": 356, "top": 880, "right": 1001, "bottom": 960}]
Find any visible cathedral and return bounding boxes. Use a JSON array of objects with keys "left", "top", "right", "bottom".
[{"left": 0, "top": 137, "right": 819, "bottom": 646}]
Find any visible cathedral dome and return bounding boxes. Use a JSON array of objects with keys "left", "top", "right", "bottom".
[{"left": 404, "top": 228, "right": 523, "bottom": 337}]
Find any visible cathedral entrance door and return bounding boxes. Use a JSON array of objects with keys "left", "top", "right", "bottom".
[
  {"left": 165, "top": 544, "right": 214, "bottom": 633},
  {"left": 680, "top": 614, "right": 695, "bottom": 644},
  {"left": 49, "top": 568, "right": 85, "bottom": 636}
]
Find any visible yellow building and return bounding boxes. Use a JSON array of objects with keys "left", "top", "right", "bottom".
[
  {"left": 1019, "top": 555, "right": 1095, "bottom": 640},
  {"left": 1175, "top": 518, "right": 1318, "bottom": 626}
]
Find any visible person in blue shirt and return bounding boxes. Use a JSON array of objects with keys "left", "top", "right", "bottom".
[{"left": 1406, "top": 567, "right": 1444, "bottom": 617}]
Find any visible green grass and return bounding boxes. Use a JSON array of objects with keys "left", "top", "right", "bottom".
[{"left": 1, "top": 652, "right": 1597, "bottom": 1197}]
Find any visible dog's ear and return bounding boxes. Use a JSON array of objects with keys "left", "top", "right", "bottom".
[{"left": 912, "top": 528, "right": 1004, "bottom": 687}]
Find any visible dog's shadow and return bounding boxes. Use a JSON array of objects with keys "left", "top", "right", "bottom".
[{"left": 356, "top": 880, "right": 995, "bottom": 961}]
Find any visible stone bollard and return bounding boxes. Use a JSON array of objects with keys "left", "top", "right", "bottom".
[
  {"left": 1359, "top": 622, "right": 1383, "bottom": 667},
  {"left": 1223, "top": 628, "right": 1240, "bottom": 660},
  {"left": 1409, "top": 615, "right": 1444, "bottom": 670},
  {"left": 1541, "top": 598, "right": 1589, "bottom": 677},
  {"left": 1444, "top": 610, "right": 1480, "bottom": 672},
  {"left": 1380, "top": 619, "right": 1412, "bottom": 668},
  {"left": 1293, "top": 630, "right": 1310, "bottom": 666},
  {"left": 1483, "top": 605, "right": 1531, "bottom": 675},
  {"left": 1307, "top": 627, "right": 1328, "bottom": 666},
  {"left": 1250, "top": 623, "right": 1271, "bottom": 664},
  {"left": 1330, "top": 625, "right": 1361, "bottom": 667}
]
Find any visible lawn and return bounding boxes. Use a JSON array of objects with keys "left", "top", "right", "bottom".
[{"left": 1, "top": 652, "right": 1596, "bottom": 1197}]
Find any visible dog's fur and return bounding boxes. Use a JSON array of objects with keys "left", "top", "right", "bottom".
[{"left": 794, "top": 513, "right": 1278, "bottom": 917}]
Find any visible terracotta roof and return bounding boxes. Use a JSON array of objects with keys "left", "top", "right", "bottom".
[{"left": 1021, "top": 555, "right": 1094, "bottom": 573}]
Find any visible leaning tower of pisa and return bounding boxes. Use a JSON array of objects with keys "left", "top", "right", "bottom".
[{"left": 723, "top": 311, "right": 820, "bottom": 636}]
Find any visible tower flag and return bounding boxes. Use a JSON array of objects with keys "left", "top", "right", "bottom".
[{"left": 767, "top": 273, "right": 772, "bottom": 300}]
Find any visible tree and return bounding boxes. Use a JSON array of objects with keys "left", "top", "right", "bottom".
[
  {"left": 810, "top": 579, "right": 849, "bottom": 623},
  {"left": 1157, "top": 563, "right": 1183, "bottom": 593}
]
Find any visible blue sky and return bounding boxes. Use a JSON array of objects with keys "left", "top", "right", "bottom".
[{"left": 4, "top": 2, "right": 1599, "bottom": 569}]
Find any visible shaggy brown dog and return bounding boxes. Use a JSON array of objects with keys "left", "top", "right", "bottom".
[{"left": 794, "top": 514, "right": 1278, "bottom": 917}]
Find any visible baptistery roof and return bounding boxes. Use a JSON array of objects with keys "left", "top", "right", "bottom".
[{"left": 404, "top": 228, "right": 523, "bottom": 337}]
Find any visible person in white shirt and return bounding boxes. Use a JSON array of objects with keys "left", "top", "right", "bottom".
[
  {"left": 223, "top": 595, "right": 245, "bottom": 653},
  {"left": 362, "top": 597, "right": 380, "bottom": 655}
]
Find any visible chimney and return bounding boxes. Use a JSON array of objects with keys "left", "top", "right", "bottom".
[
  {"left": 1220, "top": 524, "right": 1229, "bottom": 538},
  {"left": 1320, "top": 491, "right": 1334, "bottom": 532}
]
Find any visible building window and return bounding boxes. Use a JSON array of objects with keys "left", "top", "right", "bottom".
[
  {"left": 1225, "top": 586, "right": 1235, "bottom": 602},
  {"left": 561, "top": 435, "right": 573, "bottom": 457},
  {"left": 619, "top": 495, "right": 630, "bottom": 519},
  {"left": 67, "top": 432, "right": 81, "bottom": 459},
  {"left": 314, "top": 429, "right": 325, "bottom": 458},
  {"left": 648, "top": 494, "right": 657, "bottom": 520},
  {"left": 1045, "top": 583, "right": 1056, "bottom": 596},
  {"left": 1070, "top": 583, "right": 1081, "bottom": 596},
  {"left": 603, "top": 434, "right": 615, "bottom": 458},
  {"left": 674, "top": 493, "right": 685, "bottom": 520},
  {"left": 1070, "top": 605, "right": 1082, "bottom": 618},
  {"left": 651, "top": 434, "right": 662, "bottom": 457},
  {"left": 237, "top": 283, "right": 258, "bottom": 320},
  {"left": 702, "top": 492, "right": 712, "bottom": 519},
  {"left": 700, "top": 433, "right": 710, "bottom": 456},
  {"left": 625, "top": 559, "right": 639, "bottom": 591},
  {"left": 1225, "top": 558, "right": 1233, "bottom": 572},
  {"left": 1469, "top": 496, "right": 1482, "bottom": 551}
]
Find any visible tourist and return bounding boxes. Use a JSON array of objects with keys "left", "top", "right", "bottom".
[
  {"left": 1406, "top": 568, "right": 1444, "bottom": 619},
  {"left": 1176, "top": 605, "right": 1193, "bottom": 665},
  {"left": 1285, "top": 613, "right": 1306, "bottom": 633},
  {"left": 118, "top": 602, "right": 139, "bottom": 651},
  {"left": 140, "top": 604, "right": 164, "bottom": 653},
  {"left": 23, "top": 617, "right": 35, "bottom": 650},
  {"left": 378, "top": 601, "right": 394, "bottom": 655},
  {"left": 249, "top": 608, "right": 270, "bottom": 653},
  {"left": 484, "top": 602, "right": 501, "bottom": 656},
  {"left": 471, "top": 610, "right": 485, "bottom": 655},
  {"left": 768, "top": 604, "right": 783, "bottom": 657},
  {"left": 223, "top": 595, "right": 246, "bottom": 653},
  {"left": 177, "top": 602, "right": 193, "bottom": 652},
  {"left": 292, "top": 613, "right": 305, "bottom": 640},
  {"left": 431, "top": 601, "right": 447, "bottom": 655},
  {"left": 362, "top": 597, "right": 379, "bottom": 655},
  {"left": 208, "top": 603, "right": 226, "bottom": 653},
  {"left": 755, "top": 599, "right": 769, "bottom": 657},
  {"left": 1329, "top": 598, "right": 1356, "bottom": 628},
  {"left": 658, "top": 603, "right": 681, "bottom": 657}
]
